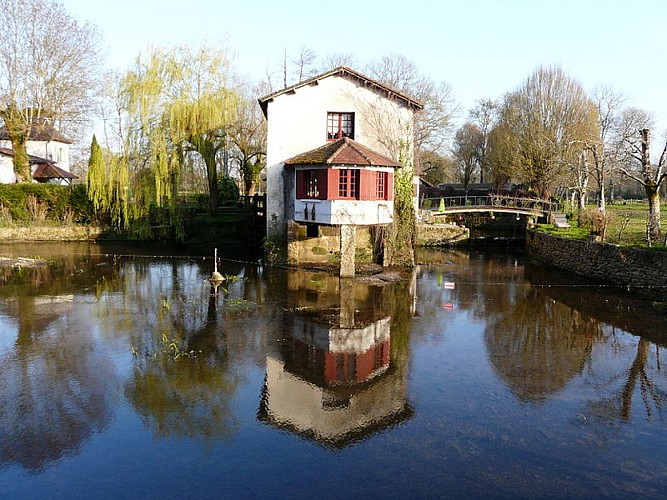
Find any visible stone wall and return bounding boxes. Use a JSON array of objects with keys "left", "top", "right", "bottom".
[
  {"left": 416, "top": 223, "right": 469, "bottom": 246},
  {"left": 526, "top": 230, "right": 667, "bottom": 298},
  {"left": 286, "top": 222, "right": 376, "bottom": 266}
]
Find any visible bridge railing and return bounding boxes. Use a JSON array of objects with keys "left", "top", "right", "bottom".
[{"left": 420, "top": 195, "right": 558, "bottom": 213}]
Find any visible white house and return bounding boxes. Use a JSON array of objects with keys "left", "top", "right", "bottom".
[
  {"left": 0, "top": 120, "right": 75, "bottom": 184},
  {"left": 258, "top": 66, "right": 422, "bottom": 275}
]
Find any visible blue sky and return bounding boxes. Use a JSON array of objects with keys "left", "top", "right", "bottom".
[{"left": 62, "top": 0, "right": 667, "bottom": 137}]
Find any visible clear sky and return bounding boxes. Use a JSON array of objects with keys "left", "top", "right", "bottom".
[{"left": 62, "top": 0, "right": 667, "bottom": 138}]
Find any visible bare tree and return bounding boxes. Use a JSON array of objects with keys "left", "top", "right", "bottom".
[
  {"left": 452, "top": 122, "right": 483, "bottom": 194},
  {"left": 0, "top": 0, "right": 102, "bottom": 181},
  {"left": 228, "top": 83, "right": 267, "bottom": 196},
  {"left": 319, "top": 53, "right": 359, "bottom": 72},
  {"left": 619, "top": 128, "right": 667, "bottom": 242},
  {"left": 494, "top": 66, "right": 599, "bottom": 199},
  {"left": 469, "top": 99, "right": 497, "bottom": 184},
  {"left": 365, "top": 54, "right": 459, "bottom": 159},
  {"left": 588, "top": 86, "right": 627, "bottom": 210},
  {"left": 291, "top": 47, "right": 318, "bottom": 84}
]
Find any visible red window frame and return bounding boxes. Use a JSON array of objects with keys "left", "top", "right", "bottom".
[
  {"left": 327, "top": 112, "right": 354, "bottom": 141},
  {"left": 338, "top": 169, "right": 360, "bottom": 199},
  {"left": 376, "top": 171, "right": 387, "bottom": 200}
]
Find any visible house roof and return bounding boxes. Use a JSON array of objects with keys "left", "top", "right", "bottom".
[
  {"left": 284, "top": 137, "right": 402, "bottom": 168},
  {"left": 0, "top": 120, "right": 73, "bottom": 144},
  {"left": 258, "top": 66, "right": 424, "bottom": 118},
  {"left": 32, "top": 162, "right": 78, "bottom": 180},
  {"left": 0, "top": 147, "right": 77, "bottom": 179}
]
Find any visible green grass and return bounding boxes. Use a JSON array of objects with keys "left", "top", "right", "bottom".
[{"left": 537, "top": 201, "right": 667, "bottom": 249}]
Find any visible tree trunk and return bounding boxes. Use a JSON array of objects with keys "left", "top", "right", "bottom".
[
  {"left": 1, "top": 110, "right": 31, "bottom": 182},
  {"left": 646, "top": 185, "right": 661, "bottom": 242},
  {"left": 598, "top": 182, "right": 606, "bottom": 211},
  {"left": 192, "top": 137, "right": 220, "bottom": 216},
  {"left": 9, "top": 134, "right": 31, "bottom": 182},
  {"left": 639, "top": 129, "right": 661, "bottom": 242},
  {"left": 206, "top": 156, "right": 219, "bottom": 216}
]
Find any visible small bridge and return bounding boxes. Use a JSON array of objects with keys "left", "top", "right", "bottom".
[{"left": 420, "top": 196, "right": 556, "bottom": 218}]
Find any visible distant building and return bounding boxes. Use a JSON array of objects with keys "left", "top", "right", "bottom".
[{"left": 0, "top": 120, "right": 75, "bottom": 184}]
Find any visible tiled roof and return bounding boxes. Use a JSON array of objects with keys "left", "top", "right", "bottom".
[
  {"left": 32, "top": 162, "right": 77, "bottom": 180},
  {"left": 0, "top": 147, "right": 77, "bottom": 179},
  {"left": 258, "top": 66, "right": 424, "bottom": 117},
  {"left": 284, "top": 137, "right": 402, "bottom": 168},
  {"left": 0, "top": 121, "right": 73, "bottom": 144}
]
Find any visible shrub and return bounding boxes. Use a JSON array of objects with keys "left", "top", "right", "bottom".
[
  {"left": 0, "top": 184, "right": 99, "bottom": 224},
  {"left": 217, "top": 176, "right": 240, "bottom": 205},
  {"left": 580, "top": 207, "right": 614, "bottom": 241}
]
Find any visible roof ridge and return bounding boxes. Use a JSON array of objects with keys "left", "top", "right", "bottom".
[
  {"left": 329, "top": 137, "right": 355, "bottom": 164},
  {"left": 347, "top": 139, "right": 373, "bottom": 165}
]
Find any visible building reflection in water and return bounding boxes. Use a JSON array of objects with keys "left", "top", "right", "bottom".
[{"left": 258, "top": 271, "right": 413, "bottom": 448}]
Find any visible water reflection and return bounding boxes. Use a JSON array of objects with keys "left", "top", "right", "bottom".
[
  {"left": 2, "top": 244, "right": 667, "bottom": 496},
  {"left": 0, "top": 251, "right": 119, "bottom": 471},
  {"left": 485, "top": 289, "right": 597, "bottom": 403},
  {"left": 258, "top": 272, "right": 414, "bottom": 448},
  {"left": 526, "top": 267, "right": 667, "bottom": 424}
]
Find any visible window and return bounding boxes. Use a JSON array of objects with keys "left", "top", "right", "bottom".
[
  {"left": 305, "top": 170, "right": 319, "bottom": 198},
  {"left": 327, "top": 112, "right": 354, "bottom": 140},
  {"left": 296, "top": 169, "right": 323, "bottom": 199},
  {"left": 376, "top": 171, "right": 387, "bottom": 199},
  {"left": 338, "top": 169, "right": 359, "bottom": 199}
]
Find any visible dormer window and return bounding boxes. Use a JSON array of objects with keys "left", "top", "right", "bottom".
[{"left": 327, "top": 112, "right": 354, "bottom": 140}]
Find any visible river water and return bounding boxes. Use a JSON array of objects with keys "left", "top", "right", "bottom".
[{"left": 1, "top": 242, "right": 666, "bottom": 499}]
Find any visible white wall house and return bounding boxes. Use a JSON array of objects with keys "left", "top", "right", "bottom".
[
  {"left": 0, "top": 121, "right": 74, "bottom": 184},
  {"left": 258, "top": 67, "right": 422, "bottom": 239}
]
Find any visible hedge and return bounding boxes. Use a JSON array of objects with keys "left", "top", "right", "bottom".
[{"left": 0, "top": 184, "right": 97, "bottom": 224}]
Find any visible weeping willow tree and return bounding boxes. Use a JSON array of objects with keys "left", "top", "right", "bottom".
[
  {"left": 88, "top": 45, "right": 238, "bottom": 238},
  {"left": 87, "top": 134, "right": 133, "bottom": 231},
  {"left": 124, "top": 45, "right": 237, "bottom": 215}
]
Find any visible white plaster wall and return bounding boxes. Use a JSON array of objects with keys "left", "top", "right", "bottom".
[
  {"left": 0, "top": 156, "right": 16, "bottom": 183},
  {"left": 265, "top": 75, "right": 415, "bottom": 237},
  {"left": 26, "top": 140, "right": 71, "bottom": 171},
  {"left": 295, "top": 199, "right": 394, "bottom": 225},
  {"left": 329, "top": 317, "right": 391, "bottom": 354},
  {"left": 288, "top": 317, "right": 390, "bottom": 354},
  {"left": 0, "top": 138, "right": 71, "bottom": 183}
]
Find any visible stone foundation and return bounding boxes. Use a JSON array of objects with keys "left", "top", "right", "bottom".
[{"left": 287, "top": 222, "right": 376, "bottom": 266}]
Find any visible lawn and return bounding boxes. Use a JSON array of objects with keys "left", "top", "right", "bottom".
[{"left": 539, "top": 201, "right": 667, "bottom": 249}]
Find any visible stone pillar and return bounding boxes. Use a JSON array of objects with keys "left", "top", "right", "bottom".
[
  {"left": 286, "top": 220, "right": 299, "bottom": 265},
  {"left": 339, "top": 225, "right": 356, "bottom": 278},
  {"left": 339, "top": 279, "right": 355, "bottom": 328}
]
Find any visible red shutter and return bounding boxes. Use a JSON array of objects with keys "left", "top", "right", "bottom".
[
  {"left": 386, "top": 172, "right": 394, "bottom": 200},
  {"left": 317, "top": 169, "right": 327, "bottom": 200},
  {"left": 360, "top": 170, "right": 373, "bottom": 200},
  {"left": 296, "top": 170, "right": 305, "bottom": 199},
  {"left": 327, "top": 169, "right": 338, "bottom": 199}
]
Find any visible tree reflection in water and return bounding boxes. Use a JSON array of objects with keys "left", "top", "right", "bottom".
[
  {"left": 485, "top": 289, "right": 598, "bottom": 403},
  {"left": 0, "top": 255, "right": 120, "bottom": 471},
  {"left": 120, "top": 268, "right": 246, "bottom": 442}
]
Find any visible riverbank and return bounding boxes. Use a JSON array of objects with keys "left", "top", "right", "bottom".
[
  {"left": 526, "top": 229, "right": 667, "bottom": 300},
  {"left": 0, "top": 226, "right": 106, "bottom": 241}
]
